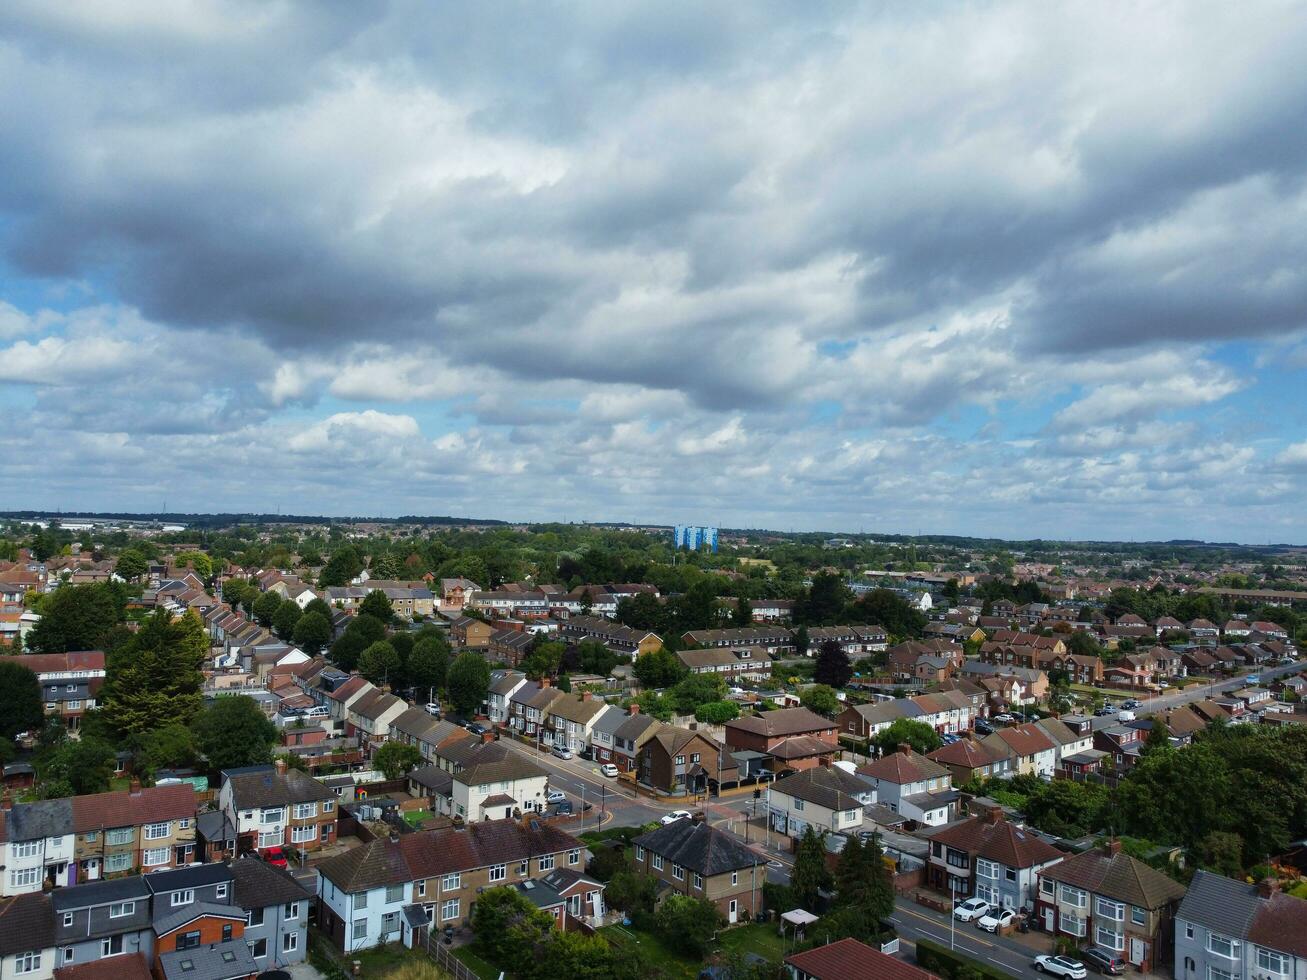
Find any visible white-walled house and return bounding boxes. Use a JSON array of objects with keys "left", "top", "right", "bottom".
[
  {"left": 0, "top": 892, "right": 54, "bottom": 980},
  {"left": 767, "top": 767, "right": 873, "bottom": 837},
  {"left": 856, "top": 747, "right": 958, "bottom": 826}
]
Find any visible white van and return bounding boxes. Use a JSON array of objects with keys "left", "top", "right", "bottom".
[{"left": 1117, "top": 710, "right": 1136, "bottom": 722}]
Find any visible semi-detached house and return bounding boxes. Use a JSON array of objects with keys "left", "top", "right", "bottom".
[
  {"left": 767, "top": 766, "right": 873, "bottom": 837},
  {"left": 1175, "top": 871, "right": 1307, "bottom": 980},
  {"left": 22, "top": 652, "right": 106, "bottom": 731},
  {"left": 857, "top": 747, "right": 958, "bottom": 827},
  {"left": 924, "top": 806, "right": 1064, "bottom": 910},
  {"left": 543, "top": 693, "right": 606, "bottom": 755},
  {"left": 217, "top": 763, "right": 336, "bottom": 856}
]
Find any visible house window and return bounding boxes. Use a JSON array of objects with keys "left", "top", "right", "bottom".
[
  {"left": 178, "top": 818, "right": 190, "bottom": 830},
  {"left": 247, "top": 908, "right": 265, "bottom": 927},
  {"left": 109, "top": 901, "right": 135, "bottom": 918},
  {"left": 634, "top": 846, "right": 645, "bottom": 862},
  {"left": 62, "top": 948, "right": 73, "bottom": 964},
  {"left": 283, "top": 932, "right": 299, "bottom": 954},
  {"left": 1207, "top": 968, "right": 1236, "bottom": 980},
  {"left": 1060, "top": 885, "right": 1087, "bottom": 908},
  {"left": 1131, "top": 906, "right": 1147, "bottom": 926},
  {"left": 1060, "top": 912, "right": 1086, "bottom": 937},
  {"left": 248, "top": 939, "right": 267, "bottom": 959},
  {"left": 693, "top": 872, "right": 704, "bottom": 889},
  {"left": 13, "top": 841, "right": 39, "bottom": 858},
  {"left": 293, "top": 803, "right": 317, "bottom": 819},
  {"left": 652, "top": 854, "right": 664, "bottom": 871},
  {"left": 1096, "top": 897, "right": 1124, "bottom": 920},
  {"left": 1004, "top": 867, "right": 1017, "bottom": 882},
  {"left": 441, "top": 899, "right": 460, "bottom": 922},
  {"left": 351, "top": 919, "right": 368, "bottom": 941},
  {"left": 216, "top": 884, "right": 228, "bottom": 899},
  {"left": 1185, "top": 923, "right": 1194, "bottom": 940},
  {"left": 145, "top": 822, "right": 171, "bottom": 840},
  {"left": 323, "top": 800, "right": 334, "bottom": 812},
  {"left": 794, "top": 799, "right": 805, "bottom": 812},
  {"left": 731, "top": 871, "right": 739, "bottom": 886},
  {"left": 975, "top": 858, "right": 999, "bottom": 880},
  {"left": 538, "top": 855, "right": 555, "bottom": 872},
  {"left": 442, "top": 873, "right": 461, "bottom": 892},
  {"left": 1207, "top": 934, "right": 1237, "bottom": 959},
  {"left": 416, "top": 881, "right": 427, "bottom": 898},
  {"left": 292, "top": 824, "right": 317, "bottom": 844},
  {"left": 222, "top": 925, "right": 233, "bottom": 942},
  {"left": 176, "top": 931, "right": 202, "bottom": 951},
  {"left": 674, "top": 756, "right": 685, "bottom": 765},
  {"left": 143, "top": 847, "right": 170, "bottom": 866},
  {"left": 258, "top": 830, "right": 281, "bottom": 848},
  {"left": 672, "top": 864, "right": 685, "bottom": 881},
  {"left": 106, "top": 827, "right": 134, "bottom": 846},
  {"left": 568, "top": 850, "right": 580, "bottom": 866},
  {"left": 381, "top": 912, "right": 399, "bottom": 935},
  {"left": 173, "top": 889, "right": 195, "bottom": 906},
  {"left": 691, "top": 754, "right": 700, "bottom": 764},
  {"left": 261, "top": 808, "right": 283, "bottom": 825},
  {"left": 62, "top": 912, "right": 74, "bottom": 927},
  {"left": 101, "top": 936, "right": 125, "bottom": 956},
  {"left": 285, "top": 902, "right": 300, "bottom": 919},
  {"left": 489, "top": 864, "right": 506, "bottom": 882},
  {"left": 1256, "top": 949, "right": 1289, "bottom": 975},
  {"left": 1096, "top": 926, "right": 1125, "bottom": 952},
  {"left": 385, "top": 884, "right": 404, "bottom": 904},
  {"left": 355, "top": 892, "right": 369, "bottom": 910},
  {"left": 15, "top": 952, "right": 41, "bottom": 975}
]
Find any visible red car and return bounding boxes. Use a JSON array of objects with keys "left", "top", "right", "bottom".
[{"left": 261, "top": 847, "right": 289, "bottom": 869}]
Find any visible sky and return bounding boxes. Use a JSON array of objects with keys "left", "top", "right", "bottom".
[{"left": 1, "top": 2, "right": 1306, "bottom": 542}]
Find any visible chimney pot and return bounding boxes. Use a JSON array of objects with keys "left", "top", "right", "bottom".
[
  {"left": 539, "top": 678, "right": 550, "bottom": 689},
  {"left": 628, "top": 703, "right": 640, "bottom": 715},
  {"left": 1103, "top": 838, "right": 1122, "bottom": 856},
  {"left": 129, "top": 778, "right": 142, "bottom": 795},
  {"left": 580, "top": 691, "right": 592, "bottom": 702},
  {"left": 898, "top": 743, "right": 912, "bottom": 755},
  {"left": 275, "top": 757, "right": 288, "bottom": 776},
  {"left": 1256, "top": 877, "right": 1281, "bottom": 898}
]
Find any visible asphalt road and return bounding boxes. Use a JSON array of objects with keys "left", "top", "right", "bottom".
[{"left": 888, "top": 902, "right": 1053, "bottom": 979}]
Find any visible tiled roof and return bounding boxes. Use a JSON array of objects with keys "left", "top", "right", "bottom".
[
  {"left": 1040, "top": 845, "right": 1186, "bottom": 909},
  {"left": 726, "top": 707, "right": 832, "bottom": 738},
  {"left": 858, "top": 748, "right": 950, "bottom": 784},
  {"left": 453, "top": 743, "right": 547, "bottom": 787},
  {"left": 226, "top": 769, "right": 333, "bottom": 808},
  {"left": 227, "top": 856, "right": 312, "bottom": 910},
  {"left": 771, "top": 767, "right": 873, "bottom": 810},
  {"left": 927, "top": 739, "right": 1005, "bottom": 770},
  {"left": 632, "top": 819, "right": 763, "bottom": 876},
  {"left": 784, "top": 938, "right": 939, "bottom": 980},
  {"left": 0, "top": 892, "right": 53, "bottom": 956},
  {"left": 989, "top": 723, "right": 1056, "bottom": 758},
  {"left": 12, "top": 651, "right": 105, "bottom": 674},
  {"left": 928, "top": 814, "right": 1063, "bottom": 869},
  {"left": 72, "top": 784, "right": 195, "bottom": 832},
  {"left": 56, "top": 953, "right": 152, "bottom": 980},
  {"left": 1178, "top": 870, "right": 1307, "bottom": 959}
]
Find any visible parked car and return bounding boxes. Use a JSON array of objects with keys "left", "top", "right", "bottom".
[
  {"left": 1121, "top": 698, "right": 1141, "bottom": 709},
  {"left": 1117, "top": 710, "right": 1137, "bottom": 722},
  {"left": 464, "top": 722, "right": 487, "bottom": 736},
  {"left": 976, "top": 907, "right": 1016, "bottom": 933},
  {"left": 1094, "top": 706, "right": 1116, "bottom": 717},
  {"left": 1246, "top": 676, "right": 1260, "bottom": 686},
  {"left": 974, "top": 719, "right": 995, "bottom": 735},
  {"left": 552, "top": 800, "right": 573, "bottom": 815},
  {"left": 261, "top": 847, "right": 289, "bottom": 869},
  {"left": 660, "top": 810, "right": 693, "bottom": 825},
  {"left": 993, "top": 713, "right": 1016, "bottom": 723},
  {"left": 1033, "top": 955, "right": 1088, "bottom": 979},
  {"left": 545, "top": 790, "right": 567, "bottom": 805},
  {"left": 425, "top": 702, "right": 441, "bottom": 716},
  {"left": 552, "top": 746, "right": 574, "bottom": 760},
  {"left": 599, "top": 763, "right": 620, "bottom": 778},
  {"left": 952, "top": 898, "right": 991, "bottom": 922},
  {"left": 1080, "top": 949, "right": 1125, "bottom": 975}
]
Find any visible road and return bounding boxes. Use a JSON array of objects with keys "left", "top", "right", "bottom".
[{"left": 888, "top": 902, "right": 1050, "bottom": 979}]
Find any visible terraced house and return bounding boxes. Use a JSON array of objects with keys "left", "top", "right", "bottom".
[
  {"left": 217, "top": 763, "right": 336, "bottom": 856},
  {"left": 1, "top": 783, "right": 196, "bottom": 895},
  {"left": 316, "top": 819, "right": 595, "bottom": 952}
]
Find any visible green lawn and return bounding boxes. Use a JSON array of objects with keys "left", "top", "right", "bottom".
[
  {"left": 599, "top": 924, "right": 698, "bottom": 979},
  {"left": 453, "top": 945, "right": 501, "bottom": 979},
  {"left": 713, "top": 923, "right": 786, "bottom": 963}
]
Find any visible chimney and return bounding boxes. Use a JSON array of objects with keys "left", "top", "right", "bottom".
[
  {"left": 539, "top": 677, "right": 550, "bottom": 689},
  {"left": 898, "top": 743, "right": 913, "bottom": 755},
  {"left": 1102, "top": 838, "right": 1122, "bottom": 857},
  {"left": 480, "top": 729, "right": 495, "bottom": 744},
  {"left": 981, "top": 803, "right": 1003, "bottom": 825},
  {"left": 275, "top": 758, "right": 288, "bottom": 776},
  {"left": 1256, "top": 877, "right": 1281, "bottom": 899},
  {"left": 628, "top": 703, "right": 641, "bottom": 716},
  {"left": 1, "top": 790, "right": 11, "bottom": 811},
  {"left": 129, "top": 778, "right": 142, "bottom": 796},
  {"left": 580, "top": 691, "right": 592, "bottom": 702},
  {"left": 389, "top": 830, "right": 400, "bottom": 844}
]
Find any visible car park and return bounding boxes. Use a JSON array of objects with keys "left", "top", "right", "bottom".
[
  {"left": 1080, "top": 949, "right": 1125, "bottom": 975},
  {"left": 599, "top": 763, "right": 620, "bottom": 777},
  {"left": 976, "top": 907, "right": 1016, "bottom": 932},
  {"left": 952, "top": 897, "right": 991, "bottom": 922},
  {"left": 1033, "top": 955, "right": 1088, "bottom": 979},
  {"left": 545, "top": 790, "right": 567, "bottom": 805},
  {"left": 552, "top": 746, "right": 574, "bottom": 760},
  {"left": 660, "top": 810, "right": 693, "bottom": 825}
]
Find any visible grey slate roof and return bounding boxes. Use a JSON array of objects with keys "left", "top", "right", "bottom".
[
  {"left": 227, "top": 856, "right": 312, "bottom": 910},
  {"left": 633, "top": 819, "right": 764, "bottom": 877},
  {"left": 153, "top": 900, "right": 246, "bottom": 934},
  {"left": 50, "top": 876, "right": 151, "bottom": 911},
  {"left": 1177, "top": 869, "right": 1262, "bottom": 939},
  {"left": 409, "top": 765, "right": 455, "bottom": 794},
  {"left": 159, "top": 940, "right": 258, "bottom": 980},
  {"left": 591, "top": 704, "right": 625, "bottom": 737},
  {"left": 226, "top": 768, "right": 333, "bottom": 808},
  {"left": 143, "top": 863, "right": 234, "bottom": 894},
  {"left": 6, "top": 797, "right": 74, "bottom": 841},
  {"left": 0, "top": 892, "right": 54, "bottom": 956},
  {"left": 771, "top": 767, "right": 873, "bottom": 811}
]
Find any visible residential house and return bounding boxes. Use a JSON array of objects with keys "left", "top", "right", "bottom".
[
  {"left": 982, "top": 723, "right": 1058, "bottom": 778},
  {"left": 1036, "top": 840, "right": 1186, "bottom": 972},
  {"left": 1174, "top": 871, "right": 1307, "bottom": 980},
  {"left": 560, "top": 616, "right": 661, "bottom": 656},
  {"left": 925, "top": 806, "right": 1064, "bottom": 909},
  {"left": 927, "top": 739, "right": 1012, "bottom": 786},
  {"left": 507, "top": 683, "right": 563, "bottom": 741},
  {"left": 543, "top": 693, "right": 607, "bottom": 755},
  {"left": 487, "top": 628, "right": 534, "bottom": 667},
  {"left": 587, "top": 705, "right": 625, "bottom": 768},
  {"left": 450, "top": 617, "right": 494, "bottom": 650},
  {"left": 1222, "top": 620, "right": 1251, "bottom": 639},
  {"left": 1250, "top": 620, "right": 1290, "bottom": 641},
  {"left": 410, "top": 741, "right": 549, "bottom": 822},
  {"left": 345, "top": 690, "right": 407, "bottom": 748},
  {"left": 439, "top": 579, "right": 481, "bottom": 610},
  {"left": 724, "top": 708, "right": 838, "bottom": 774},
  {"left": 785, "top": 937, "right": 939, "bottom": 980},
  {"left": 1187, "top": 619, "right": 1220, "bottom": 640},
  {"left": 767, "top": 767, "right": 874, "bottom": 837},
  {"left": 0, "top": 892, "right": 54, "bottom": 980},
  {"left": 857, "top": 747, "right": 957, "bottom": 827},
  {"left": 315, "top": 819, "right": 592, "bottom": 952},
  {"left": 1093, "top": 725, "right": 1145, "bottom": 776},
  {"left": 486, "top": 671, "right": 528, "bottom": 724},
  {"left": 217, "top": 763, "right": 336, "bottom": 856},
  {"left": 675, "top": 647, "right": 773, "bottom": 684},
  {"left": 226, "top": 856, "right": 312, "bottom": 968},
  {"left": 46, "top": 877, "right": 153, "bottom": 971},
  {"left": 631, "top": 818, "right": 764, "bottom": 925},
  {"left": 638, "top": 727, "right": 734, "bottom": 795},
  {"left": 22, "top": 652, "right": 106, "bottom": 731},
  {"left": 610, "top": 707, "right": 663, "bottom": 774},
  {"left": 680, "top": 627, "right": 794, "bottom": 656}
]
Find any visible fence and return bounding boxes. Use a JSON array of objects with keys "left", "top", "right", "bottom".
[{"left": 424, "top": 934, "right": 481, "bottom": 980}]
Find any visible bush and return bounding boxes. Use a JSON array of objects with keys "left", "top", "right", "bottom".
[{"left": 914, "top": 938, "right": 1013, "bottom": 980}]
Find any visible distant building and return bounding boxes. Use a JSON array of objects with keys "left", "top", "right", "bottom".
[{"left": 673, "top": 525, "right": 718, "bottom": 553}]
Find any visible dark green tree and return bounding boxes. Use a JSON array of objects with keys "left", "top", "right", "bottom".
[
  {"left": 291, "top": 611, "right": 332, "bottom": 654},
  {"left": 447, "top": 651, "right": 491, "bottom": 717},
  {"left": 358, "top": 640, "right": 400, "bottom": 685},
  {"left": 272, "top": 599, "right": 302, "bottom": 641},
  {"left": 796, "top": 574, "right": 850, "bottom": 626},
  {"left": 27, "top": 583, "right": 124, "bottom": 652},
  {"left": 359, "top": 589, "right": 394, "bottom": 622},
  {"left": 801, "top": 684, "right": 840, "bottom": 718},
  {"left": 632, "top": 647, "right": 686, "bottom": 689},
  {"left": 409, "top": 633, "right": 451, "bottom": 694},
  {"left": 42, "top": 738, "right": 115, "bottom": 795},
  {"left": 873, "top": 718, "right": 941, "bottom": 756},
  {"left": 733, "top": 597, "right": 754, "bottom": 627},
  {"left": 251, "top": 591, "right": 282, "bottom": 627},
  {"left": 373, "top": 741, "right": 422, "bottom": 780},
  {"left": 114, "top": 549, "right": 148, "bottom": 581},
  {"left": 191, "top": 695, "right": 277, "bottom": 771},
  {"left": 318, "top": 546, "right": 365, "bottom": 588},
  {"left": 694, "top": 700, "right": 740, "bottom": 723},
  {"left": 813, "top": 639, "right": 853, "bottom": 688},
  {"left": 791, "top": 826, "right": 832, "bottom": 909},
  {"left": 100, "top": 610, "right": 206, "bottom": 736},
  {"left": 0, "top": 660, "right": 43, "bottom": 741},
  {"left": 654, "top": 894, "right": 724, "bottom": 957}
]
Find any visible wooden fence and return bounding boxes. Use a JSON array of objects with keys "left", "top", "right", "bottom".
[{"left": 424, "top": 934, "right": 482, "bottom": 980}]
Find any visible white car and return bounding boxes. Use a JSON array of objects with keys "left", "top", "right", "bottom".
[
  {"left": 545, "top": 790, "right": 567, "bottom": 805},
  {"left": 1033, "top": 955, "right": 1088, "bottom": 979},
  {"left": 424, "top": 702, "right": 441, "bottom": 716},
  {"left": 599, "top": 763, "right": 620, "bottom": 778},
  {"left": 660, "top": 809, "right": 693, "bottom": 825},
  {"left": 976, "top": 907, "right": 1016, "bottom": 933},
  {"left": 952, "top": 897, "right": 991, "bottom": 922}
]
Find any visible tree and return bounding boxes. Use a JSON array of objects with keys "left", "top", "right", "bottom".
[
  {"left": 796, "top": 573, "right": 851, "bottom": 626},
  {"left": 1065, "top": 630, "right": 1102, "bottom": 658},
  {"left": 114, "top": 549, "right": 148, "bottom": 581},
  {"left": 633, "top": 648, "right": 686, "bottom": 689},
  {"left": 373, "top": 741, "right": 422, "bottom": 780},
  {"left": 272, "top": 599, "right": 302, "bottom": 641},
  {"left": 138, "top": 723, "right": 199, "bottom": 775},
  {"left": 27, "top": 583, "right": 124, "bottom": 652},
  {"left": 873, "top": 718, "right": 941, "bottom": 756},
  {"left": 304, "top": 596, "right": 333, "bottom": 620},
  {"left": 833, "top": 833, "right": 895, "bottom": 924},
  {"left": 100, "top": 610, "right": 206, "bottom": 736},
  {"left": 793, "top": 624, "right": 810, "bottom": 657},
  {"left": 0, "top": 660, "right": 43, "bottom": 741},
  {"left": 574, "top": 639, "right": 620, "bottom": 677},
  {"left": 801, "top": 684, "right": 840, "bottom": 718},
  {"left": 359, "top": 589, "right": 395, "bottom": 622},
  {"left": 654, "top": 894, "right": 724, "bottom": 957},
  {"left": 814, "top": 640, "right": 853, "bottom": 688},
  {"left": 292, "top": 611, "right": 332, "bottom": 654},
  {"left": 694, "top": 700, "right": 740, "bottom": 724},
  {"left": 1021, "top": 779, "right": 1110, "bottom": 838},
  {"left": 222, "top": 578, "right": 251, "bottom": 610},
  {"left": 853, "top": 589, "right": 927, "bottom": 639},
  {"left": 42, "top": 738, "right": 115, "bottom": 795},
  {"left": 791, "top": 827, "right": 832, "bottom": 909},
  {"left": 358, "top": 641, "right": 400, "bottom": 685},
  {"left": 520, "top": 640, "right": 565, "bottom": 680},
  {"left": 409, "top": 633, "right": 451, "bottom": 694},
  {"left": 733, "top": 597, "right": 754, "bottom": 627},
  {"left": 448, "top": 651, "right": 491, "bottom": 717},
  {"left": 557, "top": 673, "right": 572, "bottom": 693},
  {"left": 470, "top": 887, "right": 557, "bottom": 974},
  {"left": 1142, "top": 720, "right": 1172, "bottom": 756},
  {"left": 174, "top": 551, "right": 213, "bottom": 581},
  {"left": 318, "top": 546, "right": 365, "bottom": 588},
  {"left": 370, "top": 554, "right": 403, "bottom": 581},
  {"left": 251, "top": 590, "right": 282, "bottom": 627},
  {"left": 668, "top": 672, "right": 726, "bottom": 714},
  {"left": 191, "top": 695, "right": 277, "bottom": 771}
]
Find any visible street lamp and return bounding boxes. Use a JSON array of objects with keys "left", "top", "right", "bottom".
[{"left": 950, "top": 875, "right": 957, "bottom": 951}]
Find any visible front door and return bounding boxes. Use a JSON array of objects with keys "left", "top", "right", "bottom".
[
  {"left": 728, "top": 900, "right": 738, "bottom": 924},
  {"left": 1130, "top": 938, "right": 1145, "bottom": 966},
  {"left": 1043, "top": 908, "right": 1055, "bottom": 932}
]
